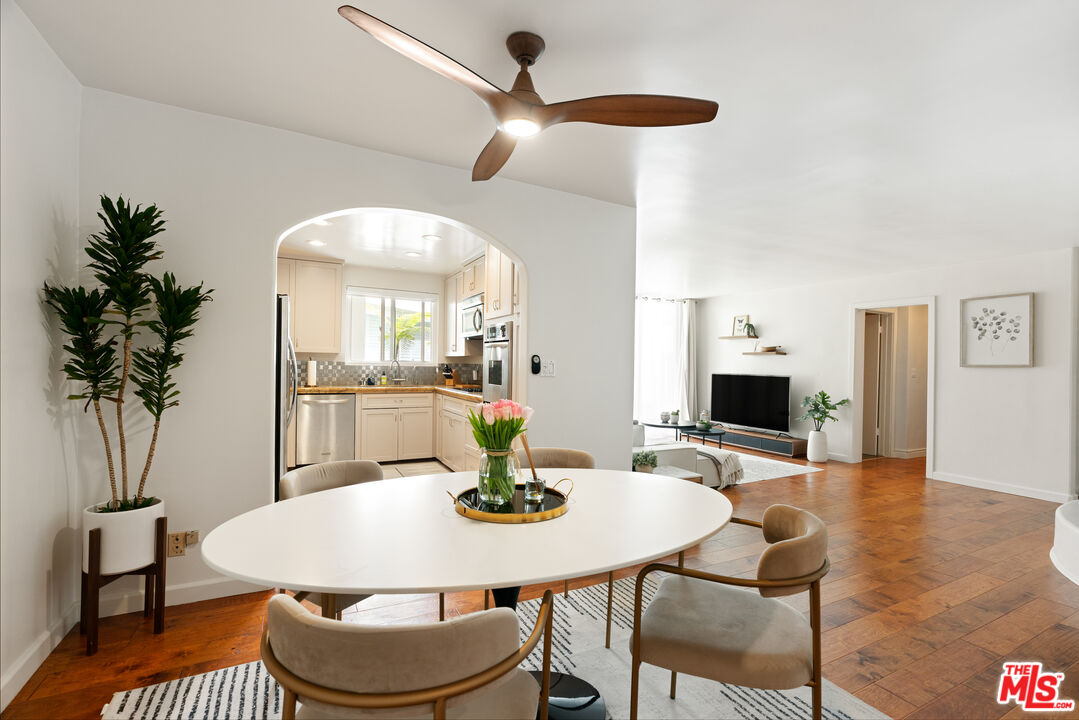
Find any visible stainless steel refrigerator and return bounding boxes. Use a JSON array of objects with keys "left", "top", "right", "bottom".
[{"left": 275, "top": 294, "right": 298, "bottom": 501}]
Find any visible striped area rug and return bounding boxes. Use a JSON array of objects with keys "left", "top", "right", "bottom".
[{"left": 104, "top": 576, "right": 889, "bottom": 719}]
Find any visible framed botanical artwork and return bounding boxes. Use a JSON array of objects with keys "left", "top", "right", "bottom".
[
  {"left": 960, "top": 293, "right": 1033, "bottom": 367},
  {"left": 732, "top": 314, "right": 751, "bottom": 336}
]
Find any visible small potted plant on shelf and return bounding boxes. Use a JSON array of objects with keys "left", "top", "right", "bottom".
[
  {"left": 467, "top": 399, "right": 534, "bottom": 505},
  {"left": 670, "top": 410, "right": 680, "bottom": 425},
  {"left": 632, "top": 450, "right": 658, "bottom": 473},
  {"left": 798, "top": 390, "right": 850, "bottom": 463},
  {"left": 43, "top": 195, "right": 213, "bottom": 576}
]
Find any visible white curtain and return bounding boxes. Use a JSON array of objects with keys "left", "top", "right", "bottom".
[{"left": 633, "top": 297, "right": 697, "bottom": 424}]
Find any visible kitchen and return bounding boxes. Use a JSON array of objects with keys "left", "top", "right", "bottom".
[{"left": 273, "top": 208, "right": 526, "bottom": 494}]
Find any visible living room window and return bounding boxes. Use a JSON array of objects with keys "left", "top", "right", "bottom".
[{"left": 346, "top": 287, "right": 436, "bottom": 364}]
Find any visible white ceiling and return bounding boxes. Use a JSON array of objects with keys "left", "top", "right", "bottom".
[
  {"left": 18, "top": 0, "right": 1079, "bottom": 297},
  {"left": 278, "top": 208, "right": 487, "bottom": 273}
]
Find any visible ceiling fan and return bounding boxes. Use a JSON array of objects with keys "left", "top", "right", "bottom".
[{"left": 338, "top": 6, "right": 719, "bottom": 181}]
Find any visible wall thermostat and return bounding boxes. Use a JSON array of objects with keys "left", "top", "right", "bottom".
[{"left": 531, "top": 355, "right": 541, "bottom": 374}]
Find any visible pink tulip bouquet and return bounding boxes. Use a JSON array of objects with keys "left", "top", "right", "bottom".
[
  {"left": 467, "top": 399, "right": 534, "bottom": 449},
  {"left": 467, "top": 400, "right": 534, "bottom": 504}
]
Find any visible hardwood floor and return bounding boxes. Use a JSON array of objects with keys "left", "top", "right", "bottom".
[{"left": 4, "top": 454, "right": 1077, "bottom": 720}]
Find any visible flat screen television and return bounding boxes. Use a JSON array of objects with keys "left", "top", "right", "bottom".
[{"left": 710, "top": 373, "right": 791, "bottom": 433}]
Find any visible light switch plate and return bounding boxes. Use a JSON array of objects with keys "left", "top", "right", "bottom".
[{"left": 541, "top": 360, "right": 556, "bottom": 377}]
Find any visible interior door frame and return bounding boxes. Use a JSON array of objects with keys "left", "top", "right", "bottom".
[{"left": 850, "top": 297, "right": 935, "bottom": 472}]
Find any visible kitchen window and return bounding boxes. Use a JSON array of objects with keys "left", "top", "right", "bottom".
[{"left": 346, "top": 287, "right": 436, "bottom": 364}]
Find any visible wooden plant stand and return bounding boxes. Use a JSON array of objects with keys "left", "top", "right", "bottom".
[{"left": 80, "top": 516, "right": 167, "bottom": 656}]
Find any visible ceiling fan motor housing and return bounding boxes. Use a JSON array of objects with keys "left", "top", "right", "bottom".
[{"left": 506, "top": 31, "right": 545, "bottom": 66}]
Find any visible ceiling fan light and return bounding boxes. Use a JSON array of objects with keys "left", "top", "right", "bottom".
[{"left": 503, "top": 118, "right": 540, "bottom": 137}]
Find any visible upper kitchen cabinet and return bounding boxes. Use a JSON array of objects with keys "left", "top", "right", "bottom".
[
  {"left": 485, "top": 244, "right": 515, "bottom": 320},
  {"left": 461, "top": 255, "right": 485, "bottom": 297},
  {"left": 277, "top": 256, "right": 343, "bottom": 354},
  {"left": 444, "top": 272, "right": 462, "bottom": 356}
]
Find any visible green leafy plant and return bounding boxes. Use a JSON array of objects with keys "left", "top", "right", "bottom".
[
  {"left": 393, "top": 311, "right": 421, "bottom": 359},
  {"left": 43, "top": 195, "right": 213, "bottom": 511},
  {"left": 632, "top": 450, "right": 658, "bottom": 470},
  {"left": 798, "top": 390, "right": 850, "bottom": 432}
]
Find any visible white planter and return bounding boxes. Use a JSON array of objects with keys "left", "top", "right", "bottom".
[
  {"left": 806, "top": 431, "right": 829, "bottom": 463},
  {"left": 82, "top": 498, "right": 165, "bottom": 574}
]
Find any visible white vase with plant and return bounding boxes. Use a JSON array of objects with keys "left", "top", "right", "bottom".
[
  {"left": 632, "top": 450, "right": 658, "bottom": 473},
  {"left": 44, "top": 195, "right": 213, "bottom": 574},
  {"left": 798, "top": 390, "right": 850, "bottom": 463}
]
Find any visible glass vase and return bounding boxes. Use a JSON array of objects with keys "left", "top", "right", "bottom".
[{"left": 478, "top": 448, "right": 519, "bottom": 506}]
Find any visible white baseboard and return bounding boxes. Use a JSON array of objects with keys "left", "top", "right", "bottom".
[
  {"left": 827, "top": 452, "right": 855, "bottom": 463},
  {"left": 97, "top": 576, "right": 267, "bottom": 618},
  {"left": 893, "top": 447, "right": 927, "bottom": 459},
  {"left": 930, "top": 470, "right": 1073, "bottom": 504},
  {"left": 1, "top": 602, "right": 79, "bottom": 711}
]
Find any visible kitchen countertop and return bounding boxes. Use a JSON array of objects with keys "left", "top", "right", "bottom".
[{"left": 297, "top": 385, "right": 484, "bottom": 402}]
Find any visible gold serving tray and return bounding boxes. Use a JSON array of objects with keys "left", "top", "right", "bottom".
[{"left": 450, "top": 479, "right": 573, "bottom": 524}]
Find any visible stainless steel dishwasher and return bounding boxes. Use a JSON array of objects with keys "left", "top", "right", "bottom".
[{"left": 296, "top": 394, "right": 356, "bottom": 465}]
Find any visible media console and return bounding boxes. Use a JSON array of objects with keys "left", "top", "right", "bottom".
[{"left": 688, "top": 427, "right": 807, "bottom": 458}]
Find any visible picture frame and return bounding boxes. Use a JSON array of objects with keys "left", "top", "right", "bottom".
[
  {"left": 959, "top": 293, "right": 1033, "bottom": 367},
  {"left": 732, "top": 314, "right": 751, "bottom": 337}
]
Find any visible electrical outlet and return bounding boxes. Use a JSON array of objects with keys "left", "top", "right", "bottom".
[
  {"left": 167, "top": 532, "right": 186, "bottom": 557},
  {"left": 541, "top": 360, "right": 556, "bottom": 377},
  {"left": 185, "top": 530, "right": 199, "bottom": 545}
]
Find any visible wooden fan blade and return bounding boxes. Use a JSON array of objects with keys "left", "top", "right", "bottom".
[
  {"left": 472, "top": 131, "right": 517, "bottom": 181},
  {"left": 337, "top": 6, "right": 524, "bottom": 117},
  {"left": 534, "top": 94, "right": 718, "bottom": 128}
]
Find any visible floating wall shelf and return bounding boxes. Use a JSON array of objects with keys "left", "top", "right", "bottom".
[
  {"left": 718, "top": 335, "right": 758, "bottom": 340},
  {"left": 743, "top": 351, "right": 787, "bottom": 356}
]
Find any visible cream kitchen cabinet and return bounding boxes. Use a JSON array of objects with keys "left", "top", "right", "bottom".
[
  {"left": 360, "top": 394, "right": 434, "bottom": 461},
  {"left": 436, "top": 395, "right": 481, "bottom": 471},
  {"left": 484, "top": 244, "right": 515, "bottom": 320},
  {"left": 444, "top": 272, "right": 464, "bottom": 356},
  {"left": 461, "top": 256, "right": 485, "bottom": 297},
  {"left": 277, "top": 256, "right": 343, "bottom": 354}
]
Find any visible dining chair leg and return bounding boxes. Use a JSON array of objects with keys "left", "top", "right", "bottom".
[
  {"left": 670, "top": 670, "right": 677, "bottom": 699},
  {"left": 563, "top": 579, "right": 569, "bottom": 598},
  {"left": 321, "top": 593, "right": 337, "bottom": 619},
  {"left": 630, "top": 657, "right": 641, "bottom": 720},
  {"left": 282, "top": 687, "right": 297, "bottom": 720},
  {"left": 439, "top": 592, "right": 445, "bottom": 621},
  {"left": 810, "top": 579, "right": 823, "bottom": 720},
  {"left": 678, "top": 550, "right": 684, "bottom": 568},
  {"left": 483, "top": 589, "right": 490, "bottom": 609},
  {"left": 605, "top": 571, "right": 614, "bottom": 649}
]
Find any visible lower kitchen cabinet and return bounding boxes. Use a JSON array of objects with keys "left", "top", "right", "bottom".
[
  {"left": 399, "top": 407, "right": 434, "bottom": 460},
  {"left": 360, "top": 394, "right": 434, "bottom": 462}
]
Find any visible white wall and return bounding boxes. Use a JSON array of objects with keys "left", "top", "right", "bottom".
[
  {"left": 0, "top": 0, "right": 83, "bottom": 708},
  {"left": 697, "top": 248, "right": 1078, "bottom": 503},
  {"left": 76, "top": 88, "right": 636, "bottom": 611}
]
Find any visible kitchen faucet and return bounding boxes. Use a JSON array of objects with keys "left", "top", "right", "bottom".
[{"left": 390, "top": 358, "right": 402, "bottom": 383}]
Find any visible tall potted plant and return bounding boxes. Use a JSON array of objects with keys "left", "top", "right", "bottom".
[
  {"left": 44, "top": 195, "right": 212, "bottom": 575},
  {"left": 798, "top": 390, "right": 850, "bottom": 463}
]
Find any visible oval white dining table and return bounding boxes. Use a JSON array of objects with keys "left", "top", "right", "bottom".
[
  {"left": 203, "top": 469, "right": 732, "bottom": 720},
  {"left": 202, "top": 469, "right": 733, "bottom": 597}
]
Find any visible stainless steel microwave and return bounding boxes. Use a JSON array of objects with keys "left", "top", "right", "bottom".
[{"left": 460, "top": 294, "right": 483, "bottom": 339}]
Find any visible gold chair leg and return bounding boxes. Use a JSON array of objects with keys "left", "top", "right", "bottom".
[
  {"left": 283, "top": 687, "right": 297, "bottom": 720},
  {"left": 605, "top": 571, "right": 614, "bottom": 649},
  {"left": 678, "top": 550, "right": 684, "bottom": 568},
  {"left": 484, "top": 589, "right": 490, "bottom": 609},
  {"left": 670, "top": 670, "right": 677, "bottom": 699},
  {"left": 563, "top": 579, "right": 569, "bottom": 598},
  {"left": 630, "top": 657, "right": 641, "bottom": 720},
  {"left": 439, "top": 592, "right": 445, "bottom": 621},
  {"left": 810, "top": 579, "right": 823, "bottom": 720}
]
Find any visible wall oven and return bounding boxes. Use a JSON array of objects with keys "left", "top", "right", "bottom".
[
  {"left": 460, "top": 294, "right": 483, "bottom": 339},
  {"left": 482, "top": 320, "right": 513, "bottom": 402}
]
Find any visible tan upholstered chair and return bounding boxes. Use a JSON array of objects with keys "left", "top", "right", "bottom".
[
  {"left": 279, "top": 461, "right": 387, "bottom": 619},
  {"left": 262, "top": 590, "right": 555, "bottom": 720},
  {"left": 630, "top": 505, "right": 830, "bottom": 720}
]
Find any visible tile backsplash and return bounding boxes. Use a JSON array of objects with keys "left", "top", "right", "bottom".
[{"left": 307, "top": 361, "right": 481, "bottom": 387}]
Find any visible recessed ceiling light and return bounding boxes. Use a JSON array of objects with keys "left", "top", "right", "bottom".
[
  {"left": 312, "top": 219, "right": 332, "bottom": 226},
  {"left": 405, "top": 251, "right": 422, "bottom": 257},
  {"left": 422, "top": 234, "right": 441, "bottom": 241},
  {"left": 307, "top": 240, "right": 326, "bottom": 247}
]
